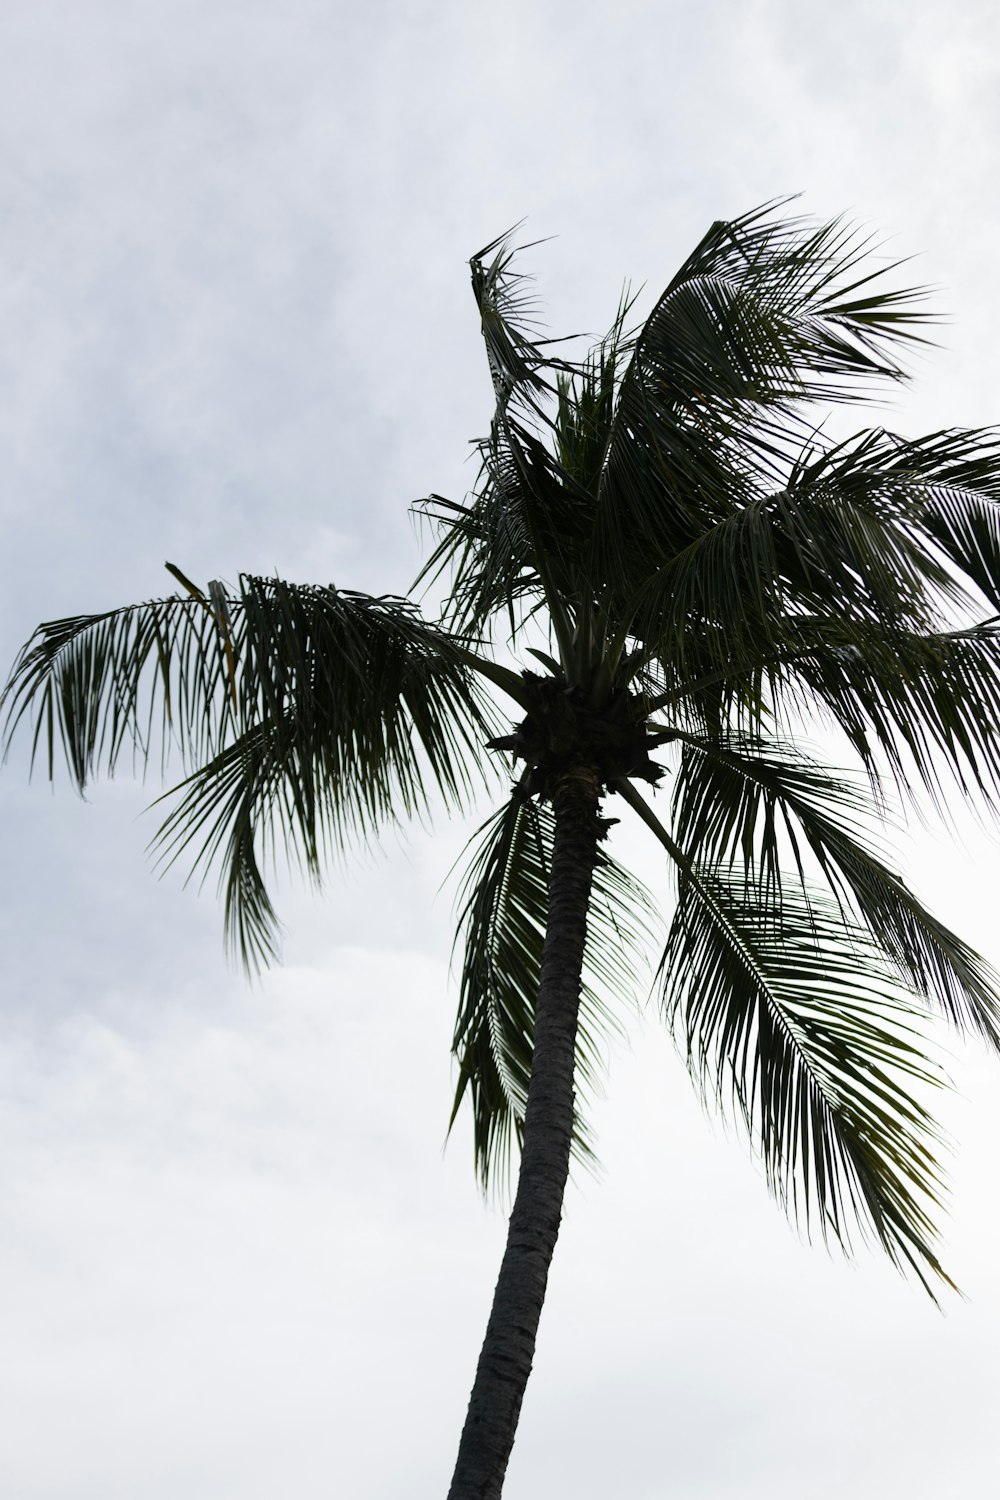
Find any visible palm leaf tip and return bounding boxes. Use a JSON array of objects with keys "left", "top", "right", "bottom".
[
  {"left": 661, "top": 865, "right": 956, "bottom": 1296},
  {"left": 661, "top": 203, "right": 936, "bottom": 397}
]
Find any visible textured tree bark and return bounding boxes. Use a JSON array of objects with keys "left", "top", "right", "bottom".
[{"left": 446, "top": 767, "right": 602, "bottom": 1500}]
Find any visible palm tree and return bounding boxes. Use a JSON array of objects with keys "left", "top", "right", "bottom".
[{"left": 6, "top": 202, "right": 1000, "bottom": 1500}]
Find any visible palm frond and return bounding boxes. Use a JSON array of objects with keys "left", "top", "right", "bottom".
[
  {"left": 419, "top": 232, "right": 613, "bottom": 652},
  {"left": 469, "top": 227, "right": 578, "bottom": 424},
  {"left": 449, "top": 784, "right": 654, "bottom": 1191},
  {"left": 2, "top": 587, "right": 238, "bottom": 784},
  {"left": 659, "top": 203, "right": 931, "bottom": 399},
  {"left": 417, "top": 416, "right": 592, "bottom": 640},
  {"left": 554, "top": 294, "right": 636, "bottom": 494},
  {"left": 611, "top": 419, "right": 1000, "bottom": 701},
  {"left": 3, "top": 575, "right": 497, "bottom": 968},
  {"left": 777, "top": 618, "right": 1000, "bottom": 803},
  {"left": 825, "top": 426, "right": 1000, "bottom": 612},
  {"left": 662, "top": 862, "right": 953, "bottom": 1295},
  {"left": 590, "top": 201, "right": 935, "bottom": 588},
  {"left": 152, "top": 726, "right": 286, "bottom": 971},
  {"left": 622, "top": 494, "right": 782, "bottom": 697},
  {"left": 670, "top": 732, "right": 1000, "bottom": 1048},
  {"left": 641, "top": 605, "right": 1000, "bottom": 803}
]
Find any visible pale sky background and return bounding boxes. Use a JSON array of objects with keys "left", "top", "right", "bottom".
[{"left": 1, "top": 3, "right": 1000, "bottom": 1497}]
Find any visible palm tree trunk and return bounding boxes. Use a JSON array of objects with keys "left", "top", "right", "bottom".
[{"left": 447, "top": 766, "right": 602, "bottom": 1500}]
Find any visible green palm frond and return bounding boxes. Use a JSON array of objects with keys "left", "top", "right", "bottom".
[
  {"left": 3, "top": 575, "right": 498, "bottom": 968},
  {"left": 643, "top": 609, "right": 1000, "bottom": 801},
  {"left": 420, "top": 231, "right": 594, "bottom": 654},
  {"left": 3, "top": 587, "right": 234, "bottom": 785},
  {"left": 416, "top": 485, "right": 539, "bottom": 636},
  {"left": 771, "top": 425, "right": 1000, "bottom": 626},
  {"left": 776, "top": 618, "right": 1000, "bottom": 802},
  {"left": 661, "top": 862, "right": 952, "bottom": 1295},
  {"left": 469, "top": 226, "right": 578, "bottom": 423},
  {"left": 152, "top": 725, "right": 286, "bottom": 970},
  {"left": 613, "top": 423, "right": 1000, "bottom": 696},
  {"left": 659, "top": 203, "right": 930, "bottom": 400},
  {"left": 449, "top": 783, "right": 654, "bottom": 1191},
  {"left": 554, "top": 296, "right": 635, "bottom": 495},
  {"left": 670, "top": 732, "right": 1000, "bottom": 1047},
  {"left": 822, "top": 426, "right": 1000, "bottom": 612},
  {"left": 591, "top": 202, "right": 934, "bottom": 586},
  {"left": 418, "top": 417, "right": 592, "bottom": 639},
  {"left": 623, "top": 496, "right": 783, "bottom": 695}
]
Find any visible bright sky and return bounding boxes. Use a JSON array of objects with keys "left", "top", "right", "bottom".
[{"left": 2, "top": 3, "right": 999, "bottom": 1497}]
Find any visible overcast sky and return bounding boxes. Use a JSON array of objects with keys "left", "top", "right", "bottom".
[{"left": 2, "top": 3, "right": 1000, "bottom": 1497}]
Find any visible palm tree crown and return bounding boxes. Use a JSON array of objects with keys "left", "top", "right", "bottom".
[{"left": 6, "top": 201, "right": 1000, "bottom": 1498}]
